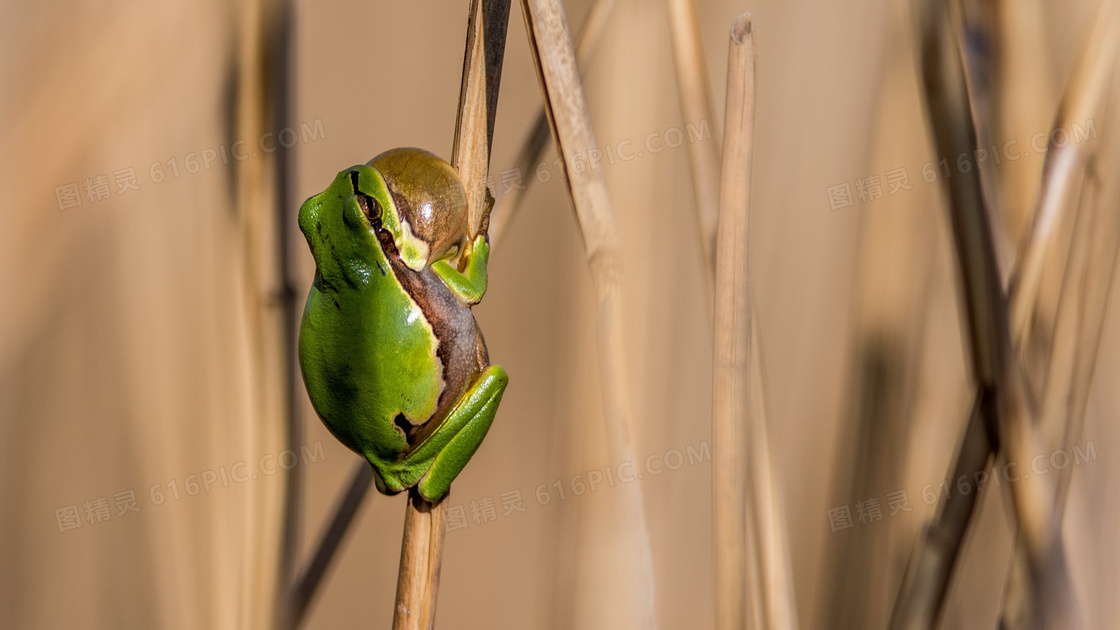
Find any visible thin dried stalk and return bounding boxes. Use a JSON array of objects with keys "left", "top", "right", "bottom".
[
  {"left": 1049, "top": 168, "right": 1118, "bottom": 514},
  {"left": 393, "top": 490, "right": 447, "bottom": 630},
  {"left": 235, "top": 0, "right": 288, "bottom": 627},
  {"left": 286, "top": 458, "right": 372, "bottom": 629},
  {"left": 1008, "top": 0, "right": 1120, "bottom": 355},
  {"left": 747, "top": 313, "right": 799, "bottom": 630},
  {"left": 704, "top": 14, "right": 798, "bottom": 630},
  {"left": 519, "top": 0, "right": 658, "bottom": 626},
  {"left": 999, "top": 179, "right": 1105, "bottom": 630},
  {"left": 956, "top": 1, "right": 1018, "bottom": 255},
  {"left": 273, "top": 0, "right": 301, "bottom": 622},
  {"left": 890, "top": 1, "right": 1075, "bottom": 628},
  {"left": 488, "top": 0, "right": 617, "bottom": 248},
  {"left": 889, "top": 391, "right": 995, "bottom": 630},
  {"left": 450, "top": 0, "right": 512, "bottom": 236},
  {"left": 892, "top": 3, "right": 1119, "bottom": 626},
  {"left": 665, "top": 11, "right": 798, "bottom": 626},
  {"left": 1033, "top": 181, "right": 1100, "bottom": 507},
  {"left": 889, "top": 2, "right": 1011, "bottom": 623},
  {"left": 394, "top": 2, "right": 510, "bottom": 627},
  {"left": 823, "top": 8, "right": 941, "bottom": 625},
  {"left": 917, "top": 0, "right": 1008, "bottom": 391},
  {"left": 667, "top": 0, "right": 722, "bottom": 303},
  {"left": 1001, "top": 163, "right": 1118, "bottom": 628},
  {"left": 288, "top": 463, "right": 374, "bottom": 627},
  {"left": 712, "top": 14, "right": 757, "bottom": 630},
  {"left": 990, "top": 0, "right": 1054, "bottom": 242}
]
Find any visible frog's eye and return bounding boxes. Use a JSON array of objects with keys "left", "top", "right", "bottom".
[{"left": 356, "top": 193, "right": 382, "bottom": 227}]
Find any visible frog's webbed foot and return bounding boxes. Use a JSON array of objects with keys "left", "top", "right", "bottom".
[
  {"left": 431, "top": 234, "right": 490, "bottom": 305},
  {"left": 430, "top": 186, "right": 495, "bottom": 305},
  {"left": 408, "top": 365, "right": 508, "bottom": 501},
  {"left": 366, "top": 365, "right": 507, "bottom": 499}
]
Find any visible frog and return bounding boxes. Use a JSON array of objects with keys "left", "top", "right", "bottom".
[{"left": 297, "top": 147, "right": 508, "bottom": 502}]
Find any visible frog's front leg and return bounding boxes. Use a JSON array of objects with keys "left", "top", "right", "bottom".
[
  {"left": 402, "top": 365, "right": 508, "bottom": 501},
  {"left": 431, "top": 234, "right": 490, "bottom": 305}
]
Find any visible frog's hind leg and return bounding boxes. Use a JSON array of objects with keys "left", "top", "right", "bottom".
[{"left": 414, "top": 365, "right": 508, "bottom": 502}]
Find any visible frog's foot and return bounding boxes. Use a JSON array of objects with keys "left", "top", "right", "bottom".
[
  {"left": 409, "top": 365, "right": 507, "bottom": 502},
  {"left": 430, "top": 234, "right": 489, "bottom": 305}
]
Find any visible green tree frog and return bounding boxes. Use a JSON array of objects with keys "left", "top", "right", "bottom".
[{"left": 297, "top": 147, "right": 508, "bottom": 502}]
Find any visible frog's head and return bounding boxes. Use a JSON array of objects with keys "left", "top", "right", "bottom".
[{"left": 297, "top": 148, "right": 468, "bottom": 274}]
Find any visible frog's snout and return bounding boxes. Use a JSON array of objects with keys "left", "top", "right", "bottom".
[{"left": 297, "top": 194, "right": 321, "bottom": 244}]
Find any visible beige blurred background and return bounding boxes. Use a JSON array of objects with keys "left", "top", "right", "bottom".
[{"left": 2, "top": 0, "right": 1117, "bottom": 628}]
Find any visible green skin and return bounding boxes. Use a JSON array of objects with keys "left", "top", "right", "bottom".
[{"left": 297, "top": 148, "right": 507, "bottom": 502}]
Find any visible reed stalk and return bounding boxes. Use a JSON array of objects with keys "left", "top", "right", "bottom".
[
  {"left": 519, "top": 0, "right": 659, "bottom": 625},
  {"left": 487, "top": 0, "right": 617, "bottom": 248},
  {"left": 392, "top": 490, "right": 448, "bottom": 630},
  {"left": 887, "top": 1, "right": 1120, "bottom": 627},
  {"left": 711, "top": 16, "right": 756, "bottom": 627},
  {"left": 393, "top": 1, "right": 510, "bottom": 628},
  {"left": 709, "top": 14, "right": 797, "bottom": 630},
  {"left": 667, "top": 0, "right": 722, "bottom": 305}
]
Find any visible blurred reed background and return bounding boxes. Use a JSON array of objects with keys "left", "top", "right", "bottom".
[{"left": 1, "top": 0, "right": 1118, "bottom": 628}]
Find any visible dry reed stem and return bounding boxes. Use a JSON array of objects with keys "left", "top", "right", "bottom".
[
  {"left": 747, "top": 313, "right": 800, "bottom": 630},
  {"left": 991, "top": 0, "right": 1054, "bottom": 242},
  {"left": 896, "top": 3, "right": 1115, "bottom": 623},
  {"left": 1032, "top": 181, "right": 1100, "bottom": 507},
  {"left": 705, "top": 14, "right": 799, "bottom": 630},
  {"left": 1008, "top": 0, "right": 1120, "bottom": 354},
  {"left": 1048, "top": 168, "right": 1118, "bottom": 514},
  {"left": 234, "top": 1, "right": 289, "bottom": 626},
  {"left": 889, "top": 391, "right": 995, "bottom": 630},
  {"left": 288, "top": 462, "right": 375, "bottom": 627},
  {"left": 519, "top": 0, "right": 659, "bottom": 626},
  {"left": 916, "top": 0, "right": 1008, "bottom": 391},
  {"left": 289, "top": 457, "right": 373, "bottom": 624},
  {"left": 667, "top": 0, "right": 722, "bottom": 304},
  {"left": 712, "top": 14, "right": 756, "bottom": 630},
  {"left": 393, "top": 490, "right": 447, "bottom": 630},
  {"left": 891, "top": 4, "right": 1119, "bottom": 625},
  {"left": 663, "top": 10, "right": 799, "bottom": 626},
  {"left": 999, "top": 179, "right": 1106, "bottom": 630},
  {"left": 271, "top": 2, "right": 302, "bottom": 624},
  {"left": 891, "top": 1, "right": 1077, "bottom": 628},
  {"left": 394, "top": 2, "right": 510, "bottom": 627},
  {"left": 1001, "top": 161, "right": 1118, "bottom": 628},
  {"left": 450, "top": 0, "right": 512, "bottom": 237},
  {"left": 955, "top": 2, "right": 1021, "bottom": 270},
  {"left": 487, "top": 0, "right": 617, "bottom": 248}
]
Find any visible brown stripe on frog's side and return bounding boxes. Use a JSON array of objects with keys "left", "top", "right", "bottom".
[{"left": 375, "top": 226, "right": 487, "bottom": 449}]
